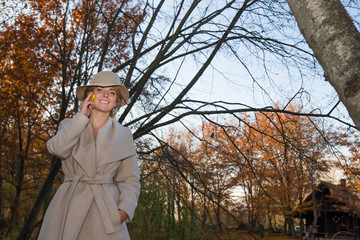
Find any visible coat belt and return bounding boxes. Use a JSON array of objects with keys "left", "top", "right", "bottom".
[{"left": 58, "top": 174, "right": 115, "bottom": 239}]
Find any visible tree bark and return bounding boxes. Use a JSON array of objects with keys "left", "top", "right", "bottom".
[
  {"left": 0, "top": 135, "right": 3, "bottom": 239},
  {"left": 16, "top": 157, "right": 61, "bottom": 240},
  {"left": 287, "top": 0, "right": 360, "bottom": 129}
]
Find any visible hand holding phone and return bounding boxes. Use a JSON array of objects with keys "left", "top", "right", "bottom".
[
  {"left": 80, "top": 92, "right": 95, "bottom": 117},
  {"left": 90, "top": 94, "right": 95, "bottom": 103}
]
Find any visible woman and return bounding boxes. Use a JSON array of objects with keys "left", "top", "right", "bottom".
[{"left": 38, "top": 71, "right": 140, "bottom": 240}]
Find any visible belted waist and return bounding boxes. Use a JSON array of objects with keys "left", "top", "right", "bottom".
[
  {"left": 64, "top": 174, "right": 114, "bottom": 184},
  {"left": 58, "top": 174, "right": 116, "bottom": 239}
]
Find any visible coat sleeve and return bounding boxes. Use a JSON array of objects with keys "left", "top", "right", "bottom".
[
  {"left": 47, "top": 113, "right": 89, "bottom": 159},
  {"left": 114, "top": 154, "right": 140, "bottom": 222}
]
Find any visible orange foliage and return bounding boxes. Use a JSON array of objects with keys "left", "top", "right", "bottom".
[{"left": 146, "top": 103, "right": 334, "bottom": 230}]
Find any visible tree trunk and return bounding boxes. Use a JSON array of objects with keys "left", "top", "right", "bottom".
[
  {"left": 7, "top": 108, "right": 26, "bottom": 236},
  {"left": 216, "top": 199, "right": 222, "bottom": 232},
  {"left": 16, "top": 157, "right": 61, "bottom": 240},
  {"left": 287, "top": 0, "right": 360, "bottom": 129},
  {"left": 0, "top": 136, "right": 4, "bottom": 239},
  {"left": 6, "top": 154, "right": 25, "bottom": 236}
]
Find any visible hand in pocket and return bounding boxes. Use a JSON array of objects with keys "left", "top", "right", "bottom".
[{"left": 119, "top": 210, "right": 128, "bottom": 224}]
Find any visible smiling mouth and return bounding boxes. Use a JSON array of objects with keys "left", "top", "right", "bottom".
[{"left": 99, "top": 100, "right": 110, "bottom": 104}]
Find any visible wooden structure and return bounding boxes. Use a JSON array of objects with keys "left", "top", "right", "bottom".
[{"left": 295, "top": 180, "right": 360, "bottom": 239}]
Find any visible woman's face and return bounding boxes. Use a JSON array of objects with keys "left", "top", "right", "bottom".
[{"left": 92, "top": 87, "right": 117, "bottom": 113}]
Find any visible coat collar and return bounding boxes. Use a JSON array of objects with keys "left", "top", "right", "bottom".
[
  {"left": 72, "top": 117, "right": 136, "bottom": 177},
  {"left": 95, "top": 117, "right": 136, "bottom": 167}
]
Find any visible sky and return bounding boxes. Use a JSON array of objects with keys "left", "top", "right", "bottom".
[
  {"left": 158, "top": 37, "right": 352, "bottom": 130},
  {"left": 144, "top": 0, "right": 357, "bottom": 132}
]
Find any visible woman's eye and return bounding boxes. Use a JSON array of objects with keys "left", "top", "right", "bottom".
[
  {"left": 110, "top": 91, "right": 116, "bottom": 95},
  {"left": 96, "top": 88, "right": 103, "bottom": 92}
]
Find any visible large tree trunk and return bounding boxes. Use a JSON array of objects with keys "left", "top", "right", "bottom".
[
  {"left": 0, "top": 137, "right": 3, "bottom": 239},
  {"left": 16, "top": 158, "right": 61, "bottom": 240},
  {"left": 287, "top": 0, "right": 360, "bottom": 129}
]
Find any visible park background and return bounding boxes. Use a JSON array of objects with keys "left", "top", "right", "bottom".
[{"left": 1, "top": 0, "right": 360, "bottom": 239}]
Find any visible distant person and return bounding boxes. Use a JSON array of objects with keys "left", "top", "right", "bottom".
[{"left": 38, "top": 71, "right": 140, "bottom": 240}]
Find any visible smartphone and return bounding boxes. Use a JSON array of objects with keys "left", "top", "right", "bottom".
[{"left": 90, "top": 94, "right": 95, "bottom": 103}]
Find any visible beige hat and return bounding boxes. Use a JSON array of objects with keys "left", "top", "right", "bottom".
[{"left": 76, "top": 71, "right": 129, "bottom": 106}]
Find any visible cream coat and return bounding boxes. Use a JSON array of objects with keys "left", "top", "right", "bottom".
[{"left": 38, "top": 113, "right": 140, "bottom": 240}]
